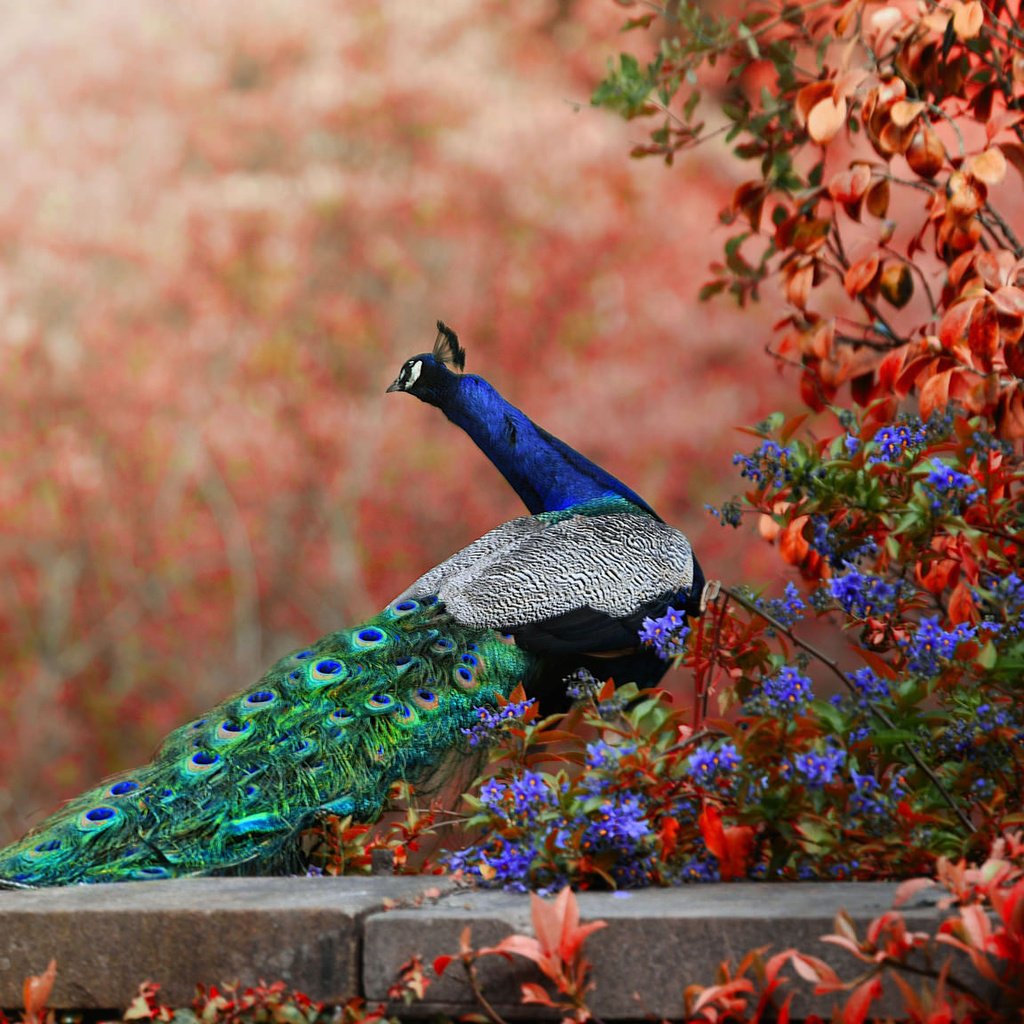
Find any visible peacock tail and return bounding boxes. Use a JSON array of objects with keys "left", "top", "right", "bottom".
[{"left": 0, "top": 598, "right": 531, "bottom": 886}]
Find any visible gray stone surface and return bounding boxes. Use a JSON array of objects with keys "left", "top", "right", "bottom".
[
  {"left": 364, "top": 882, "right": 945, "bottom": 1020},
  {"left": 0, "top": 876, "right": 454, "bottom": 1009}
]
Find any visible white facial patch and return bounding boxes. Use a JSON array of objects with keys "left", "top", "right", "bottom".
[{"left": 406, "top": 360, "right": 422, "bottom": 388}]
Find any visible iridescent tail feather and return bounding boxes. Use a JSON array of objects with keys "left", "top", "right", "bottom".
[{"left": 0, "top": 598, "right": 532, "bottom": 886}]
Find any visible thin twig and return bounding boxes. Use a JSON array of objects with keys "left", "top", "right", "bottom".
[
  {"left": 720, "top": 584, "right": 977, "bottom": 835},
  {"left": 461, "top": 958, "right": 512, "bottom": 1024}
]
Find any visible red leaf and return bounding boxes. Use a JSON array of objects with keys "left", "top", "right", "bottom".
[
  {"left": 919, "top": 368, "right": 953, "bottom": 420},
  {"left": 841, "top": 977, "right": 883, "bottom": 1024}
]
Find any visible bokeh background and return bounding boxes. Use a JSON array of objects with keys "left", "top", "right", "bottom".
[{"left": 0, "top": 0, "right": 794, "bottom": 844}]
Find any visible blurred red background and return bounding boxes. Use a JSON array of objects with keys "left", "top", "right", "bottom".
[{"left": 0, "top": 0, "right": 794, "bottom": 844}]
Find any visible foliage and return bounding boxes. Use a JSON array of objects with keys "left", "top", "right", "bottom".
[{"left": 453, "top": 0, "right": 1021, "bottom": 885}]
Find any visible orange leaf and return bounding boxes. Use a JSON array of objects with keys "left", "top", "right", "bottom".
[
  {"left": 919, "top": 368, "right": 953, "bottom": 420},
  {"left": 23, "top": 960, "right": 57, "bottom": 1024},
  {"left": 796, "top": 81, "right": 836, "bottom": 125},
  {"left": 948, "top": 580, "right": 976, "bottom": 624},
  {"left": 779, "top": 515, "right": 810, "bottom": 566},
  {"left": 519, "top": 982, "right": 555, "bottom": 1006},
  {"left": 865, "top": 176, "right": 890, "bottom": 218},
  {"left": 808, "top": 94, "right": 847, "bottom": 144},
  {"left": 938, "top": 298, "right": 979, "bottom": 350},
  {"left": 843, "top": 252, "right": 880, "bottom": 297},
  {"left": 889, "top": 99, "right": 924, "bottom": 127},
  {"left": 952, "top": 0, "right": 983, "bottom": 39},
  {"left": 968, "top": 147, "right": 1007, "bottom": 185},
  {"left": 968, "top": 298, "right": 1000, "bottom": 360},
  {"left": 841, "top": 976, "right": 883, "bottom": 1024},
  {"left": 947, "top": 171, "right": 986, "bottom": 216}
]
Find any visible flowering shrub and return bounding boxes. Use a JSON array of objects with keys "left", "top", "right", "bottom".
[{"left": 374, "top": 0, "right": 1016, "bottom": 900}]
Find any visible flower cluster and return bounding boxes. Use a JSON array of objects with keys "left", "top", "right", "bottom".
[
  {"left": 921, "top": 459, "right": 980, "bottom": 514},
  {"left": 848, "top": 666, "right": 891, "bottom": 704},
  {"left": 869, "top": 420, "right": 929, "bottom": 463},
  {"left": 809, "top": 515, "right": 878, "bottom": 569},
  {"left": 688, "top": 742, "right": 742, "bottom": 783},
  {"left": 793, "top": 746, "right": 845, "bottom": 789},
  {"left": 901, "top": 617, "right": 977, "bottom": 676},
  {"left": 828, "top": 567, "right": 900, "bottom": 619},
  {"left": 757, "top": 582, "right": 806, "bottom": 628},
  {"left": 461, "top": 697, "right": 536, "bottom": 747},
  {"left": 733, "top": 440, "right": 793, "bottom": 487},
  {"left": 639, "top": 606, "right": 691, "bottom": 660},
  {"left": 757, "top": 666, "right": 814, "bottom": 711}
]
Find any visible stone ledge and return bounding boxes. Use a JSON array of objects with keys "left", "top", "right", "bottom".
[
  {"left": 0, "top": 876, "right": 455, "bottom": 1009},
  {"left": 0, "top": 878, "right": 952, "bottom": 1020},
  {"left": 364, "top": 882, "right": 941, "bottom": 1020}
]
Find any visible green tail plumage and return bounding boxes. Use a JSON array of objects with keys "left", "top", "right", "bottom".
[{"left": 0, "top": 597, "right": 532, "bottom": 886}]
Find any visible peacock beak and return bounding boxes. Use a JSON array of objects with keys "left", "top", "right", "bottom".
[{"left": 385, "top": 378, "right": 403, "bottom": 393}]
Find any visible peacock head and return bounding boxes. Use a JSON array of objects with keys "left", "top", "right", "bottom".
[{"left": 386, "top": 320, "right": 466, "bottom": 405}]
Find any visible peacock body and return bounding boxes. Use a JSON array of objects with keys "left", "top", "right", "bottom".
[{"left": 0, "top": 323, "right": 702, "bottom": 886}]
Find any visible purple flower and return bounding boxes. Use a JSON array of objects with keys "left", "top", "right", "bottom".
[
  {"left": 509, "top": 771, "right": 554, "bottom": 818},
  {"left": 849, "top": 769, "right": 887, "bottom": 816},
  {"left": 900, "top": 617, "right": 976, "bottom": 676},
  {"left": 869, "top": 421, "right": 927, "bottom": 463},
  {"left": 581, "top": 794, "right": 651, "bottom": 849},
  {"left": 759, "top": 582, "right": 806, "bottom": 628},
  {"left": 828, "top": 568, "right": 899, "bottom": 619},
  {"left": 761, "top": 666, "right": 814, "bottom": 710},
  {"left": 639, "top": 606, "right": 691, "bottom": 661},
  {"left": 844, "top": 434, "right": 861, "bottom": 454},
  {"left": 848, "top": 666, "right": 890, "bottom": 702},
  {"left": 687, "top": 742, "right": 742, "bottom": 782},
  {"left": 461, "top": 697, "right": 536, "bottom": 746},
  {"left": 793, "top": 747, "right": 845, "bottom": 788},
  {"left": 922, "top": 459, "right": 980, "bottom": 513},
  {"left": 733, "top": 440, "right": 794, "bottom": 487}
]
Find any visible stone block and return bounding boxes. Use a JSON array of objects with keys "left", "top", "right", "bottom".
[
  {"left": 0, "top": 876, "right": 453, "bottom": 1010},
  {"left": 363, "top": 882, "right": 946, "bottom": 1020}
]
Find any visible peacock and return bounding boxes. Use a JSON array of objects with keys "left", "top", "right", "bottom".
[{"left": 0, "top": 323, "right": 703, "bottom": 887}]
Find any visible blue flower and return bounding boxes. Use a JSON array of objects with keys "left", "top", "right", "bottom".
[
  {"left": 479, "top": 778, "right": 508, "bottom": 812},
  {"left": 869, "top": 421, "right": 927, "bottom": 463},
  {"left": 688, "top": 742, "right": 742, "bottom": 783},
  {"left": 733, "top": 440, "right": 793, "bottom": 487},
  {"left": 758, "top": 582, "right": 806, "bottom": 628},
  {"left": 581, "top": 794, "right": 652, "bottom": 852},
  {"left": 828, "top": 567, "right": 899, "bottom": 618},
  {"left": 793, "top": 747, "right": 845, "bottom": 788},
  {"left": 461, "top": 697, "right": 535, "bottom": 746},
  {"left": 509, "top": 771, "right": 554, "bottom": 818},
  {"left": 585, "top": 739, "right": 635, "bottom": 771},
  {"left": 761, "top": 666, "right": 814, "bottom": 710},
  {"left": 849, "top": 769, "right": 887, "bottom": 816},
  {"left": 844, "top": 434, "right": 861, "bottom": 454},
  {"left": 848, "top": 666, "right": 890, "bottom": 703},
  {"left": 900, "top": 617, "right": 976, "bottom": 676},
  {"left": 921, "top": 459, "right": 980, "bottom": 513},
  {"left": 639, "top": 606, "right": 691, "bottom": 661}
]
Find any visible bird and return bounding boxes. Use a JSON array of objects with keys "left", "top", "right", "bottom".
[{"left": 0, "top": 322, "right": 702, "bottom": 887}]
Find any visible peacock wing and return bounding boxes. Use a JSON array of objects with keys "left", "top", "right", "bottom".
[{"left": 407, "top": 509, "right": 697, "bottom": 654}]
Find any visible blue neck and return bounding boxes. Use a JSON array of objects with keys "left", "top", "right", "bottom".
[{"left": 438, "top": 375, "right": 660, "bottom": 519}]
